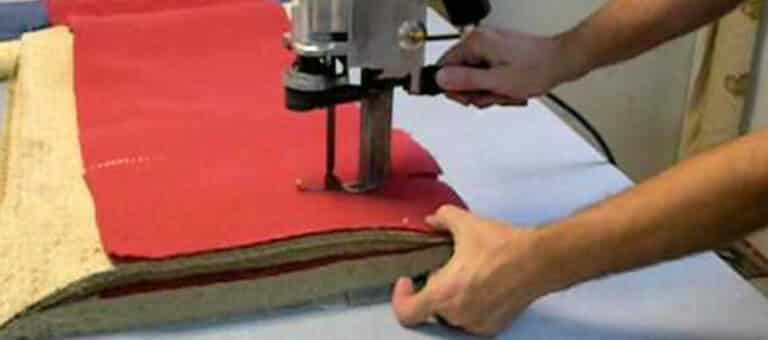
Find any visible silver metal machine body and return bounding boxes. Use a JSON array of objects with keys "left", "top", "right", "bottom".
[
  {"left": 288, "top": 0, "right": 427, "bottom": 80},
  {"left": 283, "top": 0, "right": 489, "bottom": 192},
  {"left": 284, "top": 0, "right": 428, "bottom": 192}
]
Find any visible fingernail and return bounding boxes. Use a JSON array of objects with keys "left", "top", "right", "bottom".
[
  {"left": 436, "top": 68, "right": 452, "bottom": 89},
  {"left": 394, "top": 277, "right": 414, "bottom": 294}
]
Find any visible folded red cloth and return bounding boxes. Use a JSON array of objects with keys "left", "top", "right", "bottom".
[
  {"left": 48, "top": 0, "right": 252, "bottom": 24},
  {"left": 53, "top": 0, "right": 464, "bottom": 260}
]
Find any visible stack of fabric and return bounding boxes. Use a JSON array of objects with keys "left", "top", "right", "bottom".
[{"left": 0, "top": 1, "right": 463, "bottom": 338}]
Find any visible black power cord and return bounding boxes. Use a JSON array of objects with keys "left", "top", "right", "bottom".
[
  {"left": 544, "top": 93, "right": 617, "bottom": 166},
  {"left": 417, "top": 62, "right": 617, "bottom": 166}
]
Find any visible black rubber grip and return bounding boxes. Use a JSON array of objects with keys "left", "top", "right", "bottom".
[
  {"left": 442, "top": 0, "right": 491, "bottom": 26},
  {"left": 419, "top": 65, "right": 444, "bottom": 96}
]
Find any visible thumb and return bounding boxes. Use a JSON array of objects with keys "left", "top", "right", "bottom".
[
  {"left": 392, "top": 277, "right": 434, "bottom": 327},
  {"left": 436, "top": 66, "right": 500, "bottom": 93},
  {"left": 426, "top": 205, "right": 473, "bottom": 238}
]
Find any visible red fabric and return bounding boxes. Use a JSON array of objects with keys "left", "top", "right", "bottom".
[
  {"left": 48, "top": 0, "right": 252, "bottom": 25},
  {"left": 58, "top": 0, "right": 465, "bottom": 260},
  {"left": 100, "top": 246, "right": 438, "bottom": 298}
]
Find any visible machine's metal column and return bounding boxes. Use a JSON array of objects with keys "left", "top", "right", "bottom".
[{"left": 357, "top": 89, "right": 394, "bottom": 191}]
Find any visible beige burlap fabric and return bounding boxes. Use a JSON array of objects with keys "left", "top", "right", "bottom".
[
  {"left": 0, "top": 27, "right": 114, "bottom": 328},
  {"left": 0, "top": 27, "right": 450, "bottom": 339}
]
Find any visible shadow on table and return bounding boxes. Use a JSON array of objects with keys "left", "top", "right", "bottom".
[
  {"left": 491, "top": 160, "right": 612, "bottom": 179},
  {"left": 66, "top": 301, "right": 760, "bottom": 340},
  {"left": 407, "top": 323, "right": 475, "bottom": 339},
  {"left": 498, "top": 309, "right": 762, "bottom": 340}
]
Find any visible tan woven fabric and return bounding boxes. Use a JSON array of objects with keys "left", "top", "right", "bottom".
[
  {"left": 0, "top": 26, "right": 113, "bottom": 327},
  {"left": 4, "top": 247, "right": 449, "bottom": 339},
  {"left": 0, "top": 27, "right": 450, "bottom": 338}
]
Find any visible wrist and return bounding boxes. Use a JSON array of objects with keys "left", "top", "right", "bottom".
[
  {"left": 530, "top": 223, "right": 591, "bottom": 294},
  {"left": 551, "top": 28, "right": 595, "bottom": 83}
]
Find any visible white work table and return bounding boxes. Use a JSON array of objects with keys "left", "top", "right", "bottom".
[
  {"left": 2, "top": 76, "right": 768, "bottom": 338},
  {"left": 4, "top": 10, "right": 768, "bottom": 340},
  {"left": 54, "top": 94, "right": 768, "bottom": 340}
]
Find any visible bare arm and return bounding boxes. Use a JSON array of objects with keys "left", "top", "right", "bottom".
[
  {"left": 539, "top": 129, "right": 768, "bottom": 292},
  {"left": 393, "top": 125, "right": 768, "bottom": 337},
  {"left": 436, "top": 0, "right": 746, "bottom": 105},
  {"left": 391, "top": 1, "right": 767, "bottom": 335},
  {"left": 562, "top": 0, "right": 746, "bottom": 72}
]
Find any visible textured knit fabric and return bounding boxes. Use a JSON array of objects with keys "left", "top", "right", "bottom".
[{"left": 0, "top": 26, "right": 113, "bottom": 327}]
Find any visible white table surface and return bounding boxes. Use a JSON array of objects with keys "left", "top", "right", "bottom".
[
  {"left": 3, "top": 81, "right": 768, "bottom": 340},
  {"left": 42, "top": 94, "right": 768, "bottom": 340},
  {"left": 3, "top": 9, "right": 768, "bottom": 340}
]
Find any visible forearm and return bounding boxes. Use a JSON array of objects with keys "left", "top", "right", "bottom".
[
  {"left": 559, "top": 0, "right": 744, "bottom": 74},
  {"left": 537, "top": 129, "right": 768, "bottom": 292}
]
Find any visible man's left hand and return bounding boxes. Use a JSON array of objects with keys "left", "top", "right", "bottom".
[{"left": 391, "top": 205, "right": 557, "bottom": 336}]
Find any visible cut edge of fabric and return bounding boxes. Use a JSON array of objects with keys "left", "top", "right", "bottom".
[{"left": 3, "top": 246, "right": 450, "bottom": 339}]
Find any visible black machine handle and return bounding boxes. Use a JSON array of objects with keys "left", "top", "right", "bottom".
[
  {"left": 417, "top": 65, "right": 444, "bottom": 96},
  {"left": 441, "top": 0, "right": 491, "bottom": 27},
  {"left": 414, "top": 0, "right": 490, "bottom": 94},
  {"left": 416, "top": 63, "right": 493, "bottom": 97}
]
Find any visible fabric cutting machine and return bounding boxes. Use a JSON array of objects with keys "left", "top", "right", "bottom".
[{"left": 282, "top": 0, "right": 491, "bottom": 192}]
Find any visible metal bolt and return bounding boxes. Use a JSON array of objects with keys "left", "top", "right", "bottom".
[{"left": 398, "top": 21, "right": 427, "bottom": 51}]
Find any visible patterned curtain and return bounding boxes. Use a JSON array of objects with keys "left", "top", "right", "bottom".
[{"left": 679, "top": 0, "right": 768, "bottom": 288}]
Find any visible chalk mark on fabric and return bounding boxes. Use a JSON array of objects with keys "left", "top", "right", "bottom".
[{"left": 85, "top": 156, "right": 164, "bottom": 173}]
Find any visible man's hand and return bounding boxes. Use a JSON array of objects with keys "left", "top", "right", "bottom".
[
  {"left": 391, "top": 205, "right": 556, "bottom": 336},
  {"left": 390, "top": 129, "right": 768, "bottom": 336},
  {"left": 436, "top": 28, "right": 588, "bottom": 108}
]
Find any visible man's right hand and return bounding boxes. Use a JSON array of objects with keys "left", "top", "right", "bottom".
[{"left": 436, "top": 28, "right": 591, "bottom": 108}]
